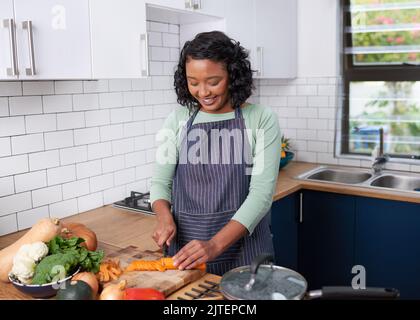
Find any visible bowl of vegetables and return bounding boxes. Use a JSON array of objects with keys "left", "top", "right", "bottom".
[
  {"left": 9, "top": 267, "right": 81, "bottom": 299},
  {"left": 8, "top": 236, "right": 103, "bottom": 299}
]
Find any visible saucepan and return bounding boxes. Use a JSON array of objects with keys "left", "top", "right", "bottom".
[{"left": 219, "top": 254, "right": 399, "bottom": 300}]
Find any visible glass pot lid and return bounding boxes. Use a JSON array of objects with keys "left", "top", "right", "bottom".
[{"left": 220, "top": 255, "right": 308, "bottom": 300}]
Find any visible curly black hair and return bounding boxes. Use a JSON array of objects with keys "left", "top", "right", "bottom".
[{"left": 174, "top": 31, "right": 254, "bottom": 113}]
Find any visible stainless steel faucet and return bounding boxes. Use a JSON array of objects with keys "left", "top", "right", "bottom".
[{"left": 372, "top": 127, "right": 389, "bottom": 174}]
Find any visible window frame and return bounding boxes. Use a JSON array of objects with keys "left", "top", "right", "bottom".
[{"left": 341, "top": 0, "right": 420, "bottom": 158}]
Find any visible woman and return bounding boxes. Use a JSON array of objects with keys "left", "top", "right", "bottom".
[{"left": 150, "top": 31, "right": 281, "bottom": 276}]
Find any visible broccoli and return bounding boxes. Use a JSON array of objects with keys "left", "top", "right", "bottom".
[{"left": 31, "top": 252, "right": 79, "bottom": 285}]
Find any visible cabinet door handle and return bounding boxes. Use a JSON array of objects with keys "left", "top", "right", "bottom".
[
  {"left": 193, "top": 0, "right": 201, "bottom": 10},
  {"left": 2, "top": 18, "right": 19, "bottom": 76},
  {"left": 140, "top": 33, "right": 149, "bottom": 77},
  {"left": 22, "top": 20, "right": 36, "bottom": 76},
  {"left": 257, "top": 46, "right": 264, "bottom": 77},
  {"left": 299, "top": 192, "right": 303, "bottom": 223}
]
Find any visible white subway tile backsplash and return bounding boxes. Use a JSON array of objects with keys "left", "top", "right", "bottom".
[
  {"left": 103, "top": 186, "right": 126, "bottom": 205},
  {"left": 15, "top": 170, "right": 47, "bottom": 193},
  {"left": 112, "top": 138, "right": 135, "bottom": 156},
  {"left": 32, "top": 185, "right": 62, "bottom": 207},
  {"left": 307, "top": 141, "right": 329, "bottom": 153},
  {"left": 0, "top": 117, "right": 25, "bottom": 137},
  {"left": 43, "top": 95, "right": 73, "bottom": 113},
  {"left": 0, "top": 137, "right": 11, "bottom": 157},
  {"left": 100, "top": 124, "right": 124, "bottom": 142},
  {"left": 297, "top": 151, "right": 317, "bottom": 162},
  {"left": 338, "top": 158, "right": 362, "bottom": 167},
  {"left": 74, "top": 127, "right": 100, "bottom": 146},
  {"left": 73, "top": 94, "right": 99, "bottom": 111},
  {"left": 44, "top": 130, "right": 74, "bottom": 150},
  {"left": 153, "top": 104, "right": 174, "bottom": 119},
  {"left": 149, "top": 21, "right": 169, "bottom": 32},
  {"left": 146, "top": 148, "right": 156, "bottom": 163},
  {"left": 23, "top": 82, "right": 54, "bottom": 96},
  {"left": 49, "top": 199, "right": 78, "bottom": 219},
  {"left": 260, "top": 86, "right": 278, "bottom": 96},
  {"left": 133, "top": 106, "right": 154, "bottom": 121},
  {"left": 55, "top": 81, "right": 83, "bottom": 94},
  {"left": 317, "top": 153, "right": 339, "bottom": 165},
  {"left": 29, "top": 150, "right": 59, "bottom": 171},
  {"left": 134, "top": 135, "right": 155, "bottom": 151},
  {"left": 85, "top": 109, "right": 110, "bottom": 127},
  {"left": 90, "top": 173, "right": 114, "bottom": 193},
  {"left": 0, "top": 155, "right": 28, "bottom": 177},
  {"left": 99, "top": 92, "right": 123, "bottom": 109},
  {"left": 125, "top": 151, "right": 146, "bottom": 168},
  {"left": 297, "top": 85, "right": 317, "bottom": 96},
  {"left": 76, "top": 160, "right": 102, "bottom": 179},
  {"left": 152, "top": 76, "right": 173, "bottom": 90},
  {"left": 77, "top": 192, "right": 103, "bottom": 213},
  {"left": 60, "top": 146, "right": 88, "bottom": 165},
  {"left": 102, "top": 155, "right": 125, "bottom": 173},
  {"left": 162, "top": 33, "right": 179, "bottom": 48},
  {"left": 149, "top": 61, "right": 164, "bottom": 76},
  {"left": 144, "top": 90, "right": 166, "bottom": 105},
  {"left": 0, "top": 214, "right": 18, "bottom": 236},
  {"left": 83, "top": 80, "right": 109, "bottom": 93},
  {"left": 169, "top": 24, "right": 179, "bottom": 34},
  {"left": 317, "top": 130, "right": 335, "bottom": 142},
  {"left": 123, "top": 91, "right": 144, "bottom": 107},
  {"left": 0, "top": 82, "right": 21, "bottom": 96},
  {"left": 136, "top": 163, "right": 154, "bottom": 180},
  {"left": 306, "top": 77, "right": 330, "bottom": 85},
  {"left": 0, "top": 176, "right": 14, "bottom": 197},
  {"left": 318, "top": 85, "right": 336, "bottom": 96},
  {"left": 0, "top": 98, "right": 8, "bottom": 116},
  {"left": 11, "top": 133, "right": 44, "bottom": 155},
  {"left": 297, "top": 129, "right": 317, "bottom": 140},
  {"left": 126, "top": 180, "right": 148, "bottom": 194},
  {"left": 163, "top": 61, "right": 177, "bottom": 76},
  {"left": 0, "top": 192, "right": 32, "bottom": 217},
  {"left": 308, "top": 96, "right": 329, "bottom": 107},
  {"left": 385, "top": 162, "right": 411, "bottom": 172},
  {"left": 110, "top": 108, "right": 133, "bottom": 124},
  {"left": 298, "top": 108, "right": 318, "bottom": 119},
  {"left": 268, "top": 97, "right": 287, "bottom": 107},
  {"left": 123, "top": 121, "right": 145, "bottom": 138},
  {"left": 114, "top": 168, "right": 136, "bottom": 186},
  {"left": 47, "top": 165, "right": 76, "bottom": 186},
  {"left": 164, "top": 91, "right": 177, "bottom": 104},
  {"left": 287, "top": 118, "right": 307, "bottom": 129},
  {"left": 88, "top": 142, "right": 113, "bottom": 160},
  {"left": 131, "top": 78, "right": 152, "bottom": 91},
  {"left": 145, "top": 119, "right": 164, "bottom": 135},
  {"left": 169, "top": 48, "right": 179, "bottom": 62},
  {"left": 62, "top": 179, "right": 90, "bottom": 200},
  {"left": 149, "top": 31, "right": 163, "bottom": 46},
  {"left": 287, "top": 96, "right": 307, "bottom": 107},
  {"left": 17, "top": 206, "right": 49, "bottom": 230},
  {"left": 109, "top": 79, "right": 132, "bottom": 92},
  {"left": 307, "top": 119, "right": 329, "bottom": 130},
  {"left": 26, "top": 114, "right": 57, "bottom": 133},
  {"left": 9, "top": 96, "right": 42, "bottom": 115}
]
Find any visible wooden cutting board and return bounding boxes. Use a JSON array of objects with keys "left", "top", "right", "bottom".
[{"left": 104, "top": 245, "right": 205, "bottom": 297}]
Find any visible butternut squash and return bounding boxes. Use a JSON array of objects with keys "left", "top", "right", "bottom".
[{"left": 0, "top": 218, "right": 62, "bottom": 282}]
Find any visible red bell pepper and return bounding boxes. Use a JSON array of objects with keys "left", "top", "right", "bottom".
[{"left": 124, "top": 288, "right": 165, "bottom": 300}]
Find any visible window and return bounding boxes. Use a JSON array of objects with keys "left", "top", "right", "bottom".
[{"left": 342, "top": 0, "right": 420, "bottom": 160}]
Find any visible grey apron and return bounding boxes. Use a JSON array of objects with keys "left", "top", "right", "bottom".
[{"left": 170, "top": 107, "right": 274, "bottom": 276}]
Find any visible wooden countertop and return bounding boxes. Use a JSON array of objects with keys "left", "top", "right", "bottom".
[
  {"left": 0, "top": 161, "right": 418, "bottom": 299},
  {"left": 274, "top": 162, "right": 420, "bottom": 204}
]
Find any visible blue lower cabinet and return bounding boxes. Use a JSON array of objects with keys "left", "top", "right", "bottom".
[
  {"left": 355, "top": 197, "right": 420, "bottom": 299},
  {"left": 298, "top": 190, "right": 355, "bottom": 290},
  {"left": 271, "top": 193, "right": 299, "bottom": 270}
]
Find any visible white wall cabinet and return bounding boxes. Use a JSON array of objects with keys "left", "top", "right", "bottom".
[
  {"left": 89, "top": 0, "right": 148, "bottom": 79},
  {"left": 224, "top": 0, "right": 297, "bottom": 79},
  {"left": 147, "top": 0, "right": 224, "bottom": 17},
  {"left": 0, "top": 0, "right": 91, "bottom": 80}
]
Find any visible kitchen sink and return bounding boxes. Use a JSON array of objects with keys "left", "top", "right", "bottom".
[
  {"left": 306, "top": 169, "right": 372, "bottom": 184},
  {"left": 370, "top": 175, "right": 420, "bottom": 192},
  {"left": 297, "top": 166, "right": 420, "bottom": 195}
]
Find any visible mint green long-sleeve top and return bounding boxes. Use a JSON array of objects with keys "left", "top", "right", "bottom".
[{"left": 150, "top": 103, "right": 281, "bottom": 234}]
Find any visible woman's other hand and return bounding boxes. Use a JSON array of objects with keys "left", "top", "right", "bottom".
[
  {"left": 152, "top": 200, "right": 176, "bottom": 248},
  {"left": 172, "top": 239, "right": 221, "bottom": 270}
]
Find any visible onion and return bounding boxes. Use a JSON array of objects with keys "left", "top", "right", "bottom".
[
  {"left": 61, "top": 222, "right": 98, "bottom": 251},
  {"left": 99, "top": 280, "right": 127, "bottom": 300},
  {"left": 72, "top": 272, "right": 99, "bottom": 297}
]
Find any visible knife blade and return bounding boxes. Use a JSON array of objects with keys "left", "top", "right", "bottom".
[{"left": 162, "top": 243, "right": 168, "bottom": 257}]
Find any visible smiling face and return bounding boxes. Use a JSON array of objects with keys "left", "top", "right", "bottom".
[{"left": 186, "top": 58, "right": 233, "bottom": 114}]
